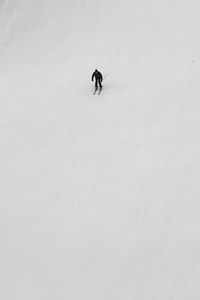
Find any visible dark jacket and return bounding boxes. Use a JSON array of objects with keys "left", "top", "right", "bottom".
[{"left": 92, "top": 70, "right": 103, "bottom": 82}]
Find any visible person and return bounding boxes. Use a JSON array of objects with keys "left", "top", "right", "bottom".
[{"left": 92, "top": 69, "right": 103, "bottom": 91}]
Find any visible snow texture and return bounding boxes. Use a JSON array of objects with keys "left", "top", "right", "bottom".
[{"left": 1, "top": 0, "right": 200, "bottom": 299}]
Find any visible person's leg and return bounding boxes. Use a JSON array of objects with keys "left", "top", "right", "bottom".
[
  {"left": 99, "top": 80, "right": 102, "bottom": 89},
  {"left": 98, "top": 78, "right": 102, "bottom": 89},
  {"left": 97, "top": 78, "right": 102, "bottom": 89},
  {"left": 95, "top": 80, "right": 98, "bottom": 89}
]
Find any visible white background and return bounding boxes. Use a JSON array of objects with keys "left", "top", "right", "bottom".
[{"left": 1, "top": 0, "right": 200, "bottom": 299}]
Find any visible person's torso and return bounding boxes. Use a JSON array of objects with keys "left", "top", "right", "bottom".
[{"left": 94, "top": 71, "right": 102, "bottom": 79}]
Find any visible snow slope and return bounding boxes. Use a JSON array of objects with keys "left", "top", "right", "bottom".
[{"left": 1, "top": 0, "right": 200, "bottom": 299}]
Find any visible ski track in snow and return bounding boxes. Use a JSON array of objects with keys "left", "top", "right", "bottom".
[{"left": 1, "top": 0, "right": 200, "bottom": 299}]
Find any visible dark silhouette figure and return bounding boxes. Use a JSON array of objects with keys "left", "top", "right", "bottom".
[{"left": 92, "top": 69, "right": 103, "bottom": 91}]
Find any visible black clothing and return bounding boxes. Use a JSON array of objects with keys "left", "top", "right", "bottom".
[
  {"left": 92, "top": 70, "right": 103, "bottom": 82},
  {"left": 92, "top": 70, "right": 103, "bottom": 89}
]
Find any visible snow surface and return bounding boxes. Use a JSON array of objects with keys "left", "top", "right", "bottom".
[{"left": 1, "top": 0, "right": 200, "bottom": 299}]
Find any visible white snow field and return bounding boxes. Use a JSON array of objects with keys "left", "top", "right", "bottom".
[{"left": 1, "top": 0, "right": 200, "bottom": 299}]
